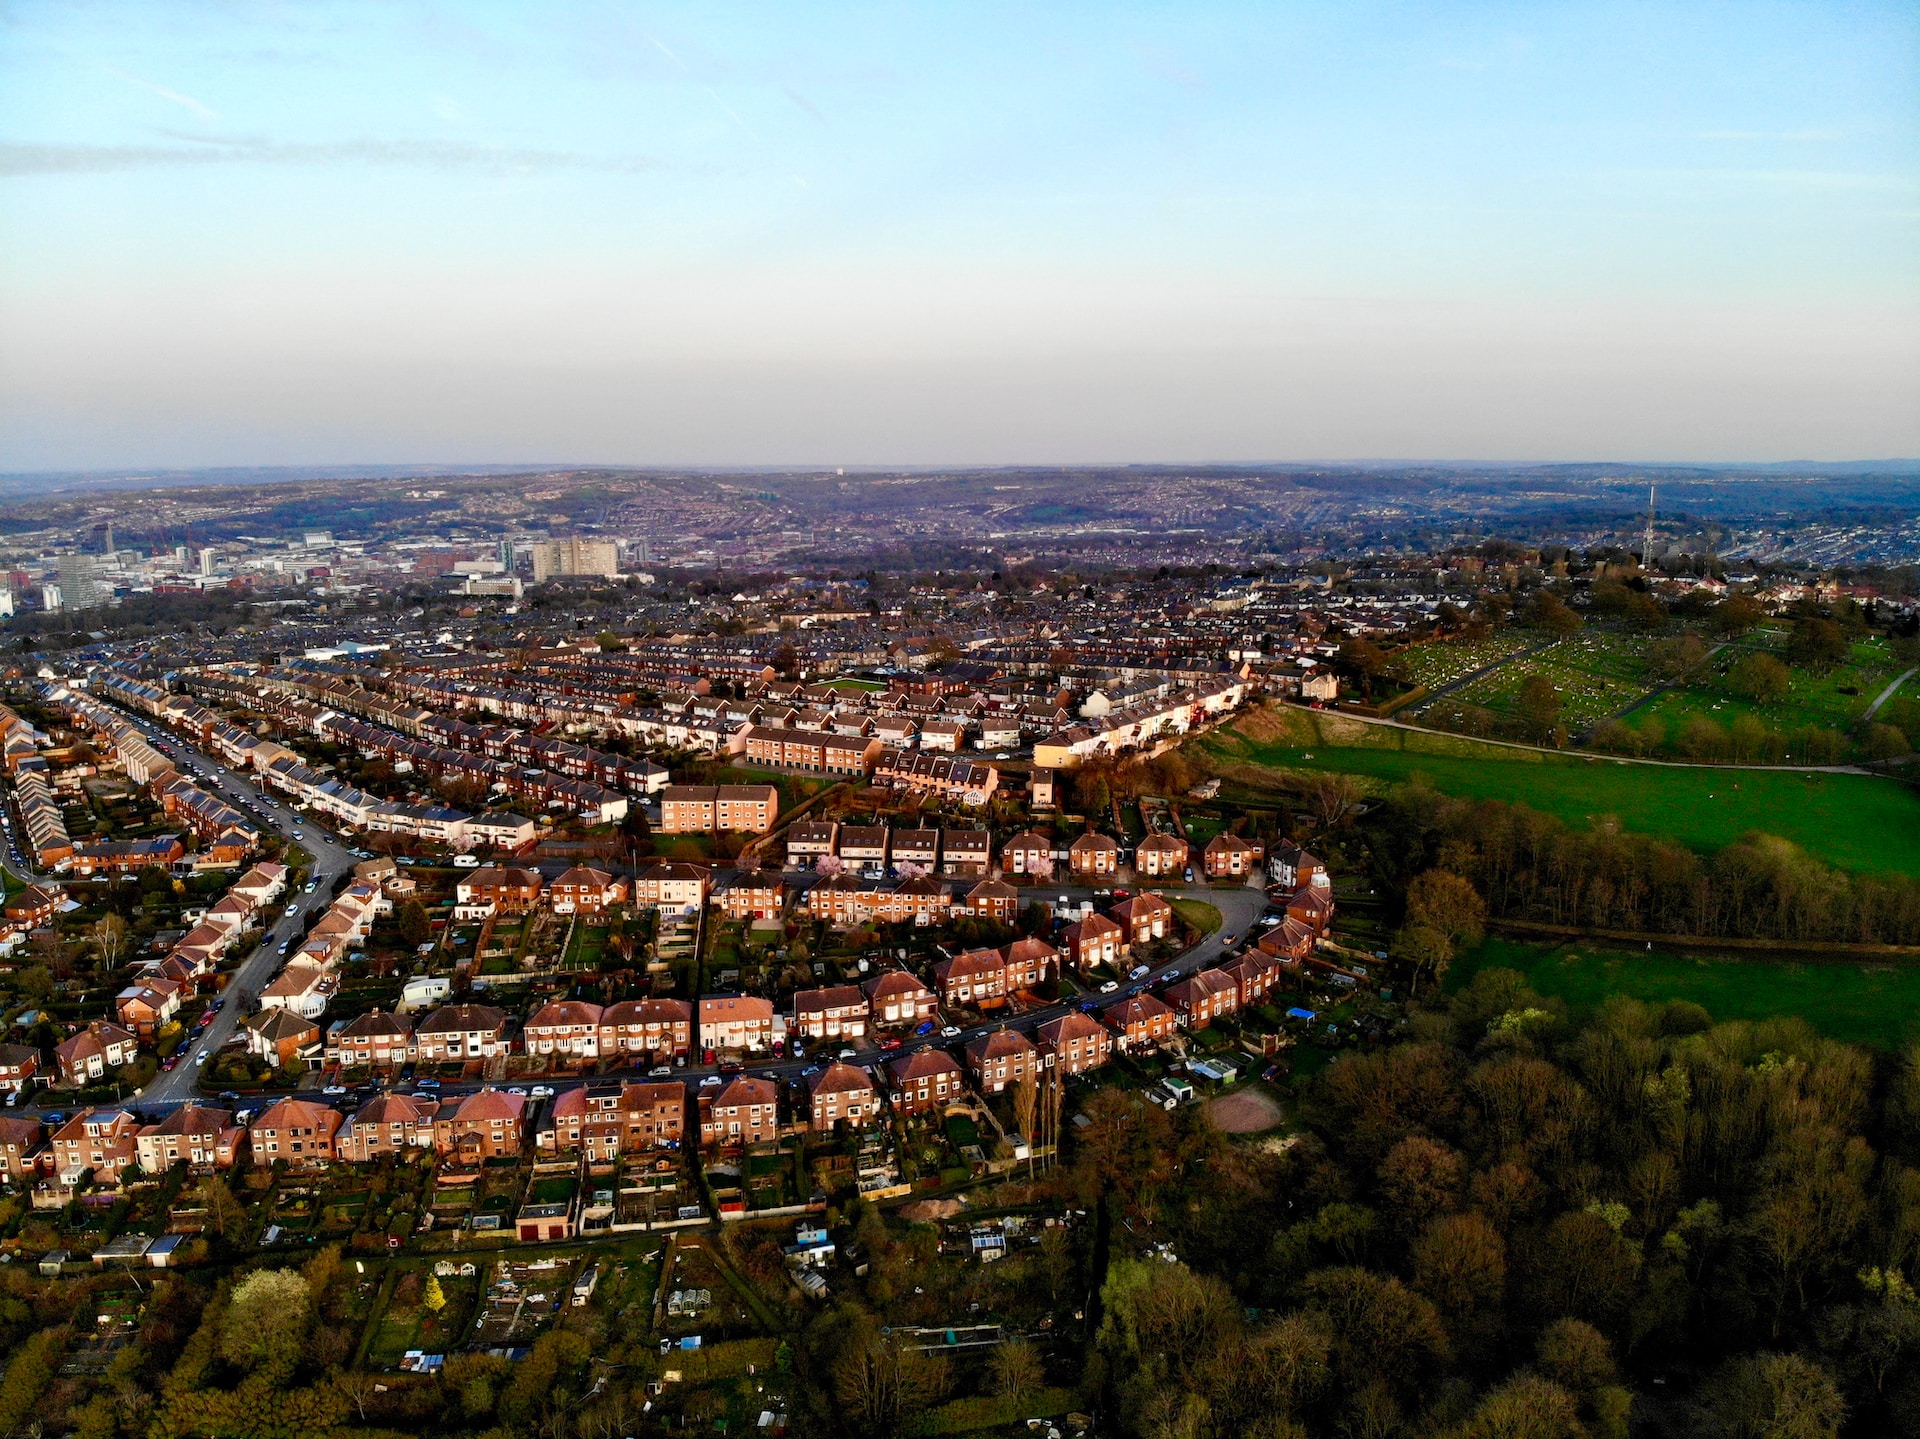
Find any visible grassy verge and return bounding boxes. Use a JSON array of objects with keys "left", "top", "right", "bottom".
[
  {"left": 1449, "top": 937, "right": 1920, "bottom": 1051},
  {"left": 1168, "top": 898, "right": 1223, "bottom": 936},
  {"left": 1191, "top": 707, "right": 1920, "bottom": 876}
]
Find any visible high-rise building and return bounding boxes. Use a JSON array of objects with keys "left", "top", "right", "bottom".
[
  {"left": 499, "top": 539, "right": 517, "bottom": 574},
  {"left": 531, "top": 538, "right": 620, "bottom": 582},
  {"left": 57, "top": 553, "right": 103, "bottom": 611}
]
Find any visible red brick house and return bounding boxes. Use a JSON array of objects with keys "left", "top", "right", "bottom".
[
  {"left": 413, "top": 1003, "right": 510, "bottom": 1063},
  {"left": 1060, "top": 912, "right": 1122, "bottom": 972},
  {"left": 1166, "top": 968, "right": 1239, "bottom": 1029},
  {"left": 966, "top": 1028, "right": 1037, "bottom": 1093},
  {"left": 249, "top": 1098, "right": 344, "bottom": 1171},
  {"left": 0, "top": 1116, "right": 43, "bottom": 1182},
  {"left": 525, "top": 999, "right": 604, "bottom": 1063},
  {"left": 1068, "top": 832, "right": 1120, "bottom": 877},
  {"left": 792, "top": 985, "right": 869, "bottom": 1042},
  {"left": 454, "top": 866, "right": 544, "bottom": 913},
  {"left": 935, "top": 948, "right": 1007, "bottom": 1008},
  {"left": 1002, "top": 832, "right": 1054, "bottom": 879},
  {"left": 889, "top": 1049, "right": 965, "bottom": 1115},
  {"left": 1287, "top": 886, "right": 1336, "bottom": 935},
  {"left": 540, "top": 1080, "right": 685, "bottom": 1160},
  {"left": 1103, "top": 992, "right": 1176, "bottom": 1052},
  {"left": 699, "top": 1074, "right": 779, "bottom": 1149},
  {"left": 0, "top": 1043, "right": 40, "bottom": 1097},
  {"left": 962, "top": 878, "right": 1021, "bottom": 923},
  {"left": 864, "top": 970, "right": 937, "bottom": 1028},
  {"left": 699, "top": 995, "right": 776, "bottom": 1054},
  {"left": 598, "top": 998, "right": 693, "bottom": 1061},
  {"left": 51, "top": 1108, "right": 139, "bottom": 1185},
  {"left": 1203, "top": 833, "right": 1261, "bottom": 879},
  {"left": 1134, "top": 833, "right": 1189, "bottom": 878},
  {"left": 549, "top": 866, "right": 627, "bottom": 914},
  {"left": 432, "top": 1088, "right": 527, "bottom": 1166},
  {"left": 135, "top": 1104, "right": 241, "bottom": 1175},
  {"left": 1223, "top": 952, "right": 1286, "bottom": 1009},
  {"left": 1109, "top": 892, "right": 1173, "bottom": 950},
  {"left": 325, "top": 1009, "right": 416, "bottom": 1070},
  {"left": 244, "top": 1007, "right": 321, "bottom": 1068},
  {"left": 4, "top": 884, "right": 60, "bottom": 928},
  {"left": 1001, "top": 937, "right": 1059, "bottom": 990},
  {"left": 1036, "top": 1012, "right": 1112, "bottom": 1075},
  {"left": 336, "top": 1093, "right": 436, "bottom": 1162},
  {"left": 808, "top": 1061, "right": 877, "bottom": 1131},
  {"left": 719, "top": 871, "right": 785, "bottom": 920}
]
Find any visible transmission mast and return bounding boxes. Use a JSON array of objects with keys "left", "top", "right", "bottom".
[{"left": 1641, "top": 485, "right": 1657, "bottom": 569}]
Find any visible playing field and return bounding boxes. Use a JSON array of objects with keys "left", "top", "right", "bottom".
[
  {"left": 1193, "top": 707, "right": 1920, "bottom": 876},
  {"left": 1450, "top": 938, "right": 1920, "bottom": 1051}
]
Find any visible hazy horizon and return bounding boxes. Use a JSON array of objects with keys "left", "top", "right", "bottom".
[{"left": 3, "top": 2, "right": 1916, "bottom": 471}]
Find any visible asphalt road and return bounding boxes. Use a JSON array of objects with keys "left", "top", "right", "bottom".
[{"left": 67, "top": 707, "right": 360, "bottom": 1111}]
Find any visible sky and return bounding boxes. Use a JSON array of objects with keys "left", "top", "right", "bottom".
[{"left": 1, "top": 1, "right": 1916, "bottom": 470}]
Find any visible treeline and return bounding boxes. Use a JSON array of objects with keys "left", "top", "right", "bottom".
[
  {"left": 1072, "top": 975, "right": 1920, "bottom": 1438},
  {"left": 1367, "top": 785, "right": 1920, "bottom": 946}
]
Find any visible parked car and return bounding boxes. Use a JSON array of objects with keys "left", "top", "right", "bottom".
[
  {"left": 529, "top": 1085, "right": 554, "bottom": 1098},
  {"left": 940, "top": 1024, "right": 962, "bottom": 1038},
  {"left": 1099, "top": 980, "right": 1120, "bottom": 993}
]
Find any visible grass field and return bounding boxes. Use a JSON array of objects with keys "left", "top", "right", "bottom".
[
  {"left": 1438, "top": 630, "right": 1651, "bottom": 730},
  {"left": 1393, "top": 633, "right": 1538, "bottom": 689},
  {"left": 1635, "top": 634, "right": 1903, "bottom": 745},
  {"left": 1451, "top": 938, "right": 1920, "bottom": 1051},
  {"left": 1192, "top": 706, "right": 1920, "bottom": 876},
  {"left": 1169, "top": 898, "right": 1224, "bottom": 935}
]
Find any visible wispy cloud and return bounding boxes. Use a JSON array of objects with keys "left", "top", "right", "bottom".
[
  {"left": 0, "top": 138, "right": 668, "bottom": 178},
  {"left": 105, "top": 67, "right": 218, "bottom": 122}
]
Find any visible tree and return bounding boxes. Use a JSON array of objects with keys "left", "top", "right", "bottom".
[
  {"left": 814, "top": 853, "right": 845, "bottom": 878},
  {"left": 833, "top": 1323, "right": 950, "bottom": 1436},
  {"left": 1405, "top": 870, "right": 1486, "bottom": 947},
  {"left": 424, "top": 1274, "right": 448, "bottom": 1312},
  {"left": 1392, "top": 921, "right": 1452, "bottom": 998},
  {"left": 1728, "top": 652, "right": 1792, "bottom": 703},
  {"left": 219, "top": 1268, "right": 310, "bottom": 1375},
  {"left": 1303, "top": 772, "right": 1362, "bottom": 832},
  {"left": 194, "top": 1174, "right": 248, "bottom": 1239},
  {"left": 1788, "top": 618, "right": 1850, "bottom": 672},
  {"left": 1377, "top": 1136, "right": 1465, "bottom": 1238},
  {"left": 989, "top": 1338, "right": 1043, "bottom": 1404},
  {"left": 1462, "top": 1375, "right": 1585, "bottom": 1439},
  {"left": 1518, "top": 675, "right": 1563, "bottom": 741},
  {"left": 398, "top": 899, "right": 431, "bottom": 948},
  {"left": 1336, "top": 637, "right": 1391, "bottom": 699},
  {"left": 1525, "top": 591, "right": 1584, "bottom": 636},
  {"left": 90, "top": 913, "right": 129, "bottom": 972},
  {"left": 1696, "top": 1351, "right": 1845, "bottom": 1439},
  {"left": 0, "top": 1327, "right": 64, "bottom": 1438}
]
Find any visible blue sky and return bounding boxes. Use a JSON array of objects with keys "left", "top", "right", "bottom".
[{"left": 1, "top": 1, "right": 1915, "bottom": 468}]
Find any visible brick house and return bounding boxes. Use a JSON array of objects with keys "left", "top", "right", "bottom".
[
  {"left": 598, "top": 998, "right": 693, "bottom": 1062},
  {"left": 1203, "top": 833, "right": 1261, "bottom": 879},
  {"left": 808, "top": 1061, "right": 877, "bottom": 1131},
  {"left": 336, "top": 1093, "right": 437, "bottom": 1162},
  {"left": 413, "top": 1003, "right": 510, "bottom": 1063},
  {"left": 55, "top": 1021, "right": 139, "bottom": 1085},
  {"left": 1166, "top": 968, "right": 1239, "bottom": 1029},
  {"left": 1002, "top": 832, "right": 1054, "bottom": 879},
  {"left": 325, "top": 1009, "right": 416, "bottom": 1070},
  {"left": 51, "top": 1108, "right": 139, "bottom": 1184},
  {"left": 966, "top": 1028, "right": 1038, "bottom": 1093},
  {"left": 0, "top": 1116, "right": 43, "bottom": 1182},
  {"left": 941, "top": 829, "right": 992, "bottom": 876},
  {"left": 1109, "top": 892, "right": 1173, "bottom": 950},
  {"left": 1103, "top": 992, "right": 1176, "bottom": 1052},
  {"left": 889, "top": 1049, "right": 965, "bottom": 1115},
  {"left": 935, "top": 948, "right": 1007, "bottom": 1008},
  {"left": 115, "top": 977, "right": 183, "bottom": 1038},
  {"left": 1001, "top": 937, "right": 1059, "bottom": 990},
  {"left": 1036, "top": 1012, "right": 1113, "bottom": 1075},
  {"left": 1060, "top": 913, "right": 1123, "bottom": 972},
  {"left": 539, "top": 1080, "right": 685, "bottom": 1160},
  {"left": 719, "top": 871, "right": 785, "bottom": 921},
  {"left": 1287, "top": 885, "right": 1336, "bottom": 935},
  {"left": 699, "top": 995, "right": 776, "bottom": 1054},
  {"left": 549, "top": 866, "right": 627, "bottom": 914},
  {"left": 1222, "top": 952, "right": 1286, "bottom": 1009},
  {"left": 244, "top": 1007, "right": 321, "bottom": 1068},
  {"left": 631, "top": 861, "right": 709, "bottom": 911},
  {"left": 699, "top": 1074, "right": 780, "bottom": 1149},
  {"left": 525, "top": 999, "right": 604, "bottom": 1063},
  {"left": 657, "top": 784, "right": 778, "bottom": 834},
  {"left": 454, "top": 866, "right": 544, "bottom": 913},
  {"left": 1134, "top": 833, "right": 1190, "bottom": 878},
  {"left": 433, "top": 1088, "right": 527, "bottom": 1166},
  {"left": 1068, "top": 832, "right": 1121, "bottom": 877},
  {"left": 839, "top": 826, "right": 891, "bottom": 871},
  {"left": 863, "top": 970, "right": 938, "bottom": 1028},
  {"left": 135, "top": 1104, "right": 241, "bottom": 1174},
  {"left": 784, "top": 821, "right": 838, "bottom": 865},
  {"left": 1257, "top": 916, "right": 1317, "bottom": 963},
  {"left": 4, "top": 884, "right": 60, "bottom": 928},
  {"left": 249, "top": 1098, "right": 344, "bottom": 1170},
  {"left": 962, "top": 878, "right": 1020, "bottom": 923},
  {"left": 0, "top": 1043, "right": 39, "bottom": 1096},
  {"left": 792, "top": 985, "right": 869, "bottom": 1042}
]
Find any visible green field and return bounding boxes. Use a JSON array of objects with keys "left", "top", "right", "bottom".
[
  {"left": 1451, "top": 938, "right": 1920, "bottom": 1051},
  {"left": 1635, "top": 634, "right": 1903, "bottom": 744},
  {"left": 1193, "top": 707, "right": 1920, "bottom": 876},
  {"left": 1434, "top": 630, "right": 1651, "bottom": 730}
]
